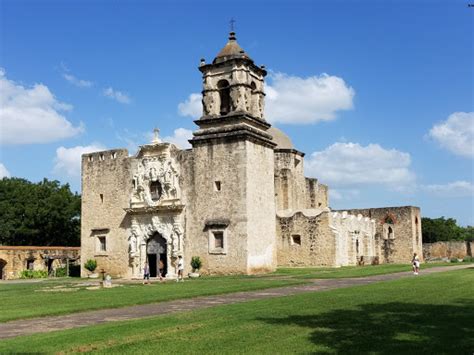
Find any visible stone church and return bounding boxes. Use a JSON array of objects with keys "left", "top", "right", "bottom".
[{"left": 81, "top": 32, "right": 422, "bottom": 278}]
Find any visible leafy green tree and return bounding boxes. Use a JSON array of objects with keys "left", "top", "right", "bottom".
[
  {"left": 0, "top": 178, "right": 81, "bottom": 246},
  {"left": 422, "top": 217, "right": 471, "bottom": 243}
]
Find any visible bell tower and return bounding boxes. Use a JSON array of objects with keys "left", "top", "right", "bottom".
[
  {"left": 188, "top": 32, "right": 277, "bottom": 274},
  {"left": 191, "top": 31, "right": 274, "bottom": 146}
]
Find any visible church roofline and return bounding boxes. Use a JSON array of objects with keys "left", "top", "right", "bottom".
[{"left": 274, "top": 148, "right": 306, "bottom": 157}]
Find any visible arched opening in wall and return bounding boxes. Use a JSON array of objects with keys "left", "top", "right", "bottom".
[
  {"left": 217, "top": 80, "right": 231, "bottom": 115},
  {"left": 149, "top": 181, "right": 163, "bottom": 201},
  {"left": 250, "top": 81, "right": 257, "bottom": 115},
  {"left": 147, "top": 232, "right": 167, "bottom": 277},
  {"left": 0, "top": 259, "right": 6, "bottom": 280},
  {"left": 388, "top": 226, "right": 394, "bottom": 239}
]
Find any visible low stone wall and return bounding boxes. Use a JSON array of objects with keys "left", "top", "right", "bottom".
[
  {"left": 0, "top": 246, "right": 80, "bottom": 280},
  {"left": 423, "top": 241, "right": 473, "bottom": 260}
]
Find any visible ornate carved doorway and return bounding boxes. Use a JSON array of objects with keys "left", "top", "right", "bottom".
[{"left": 147, "top": 232, "right": 167, "bottom": 277}]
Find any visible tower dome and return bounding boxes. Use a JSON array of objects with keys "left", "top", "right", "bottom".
[{"left": 268, "top": 127, "right": 293, "bottom": 149}]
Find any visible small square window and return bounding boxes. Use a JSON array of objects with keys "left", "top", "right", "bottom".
[
  {"left": 214, "top": 181, "right": 221, "bottom": 191},
  {"left": 214, "top": 231, "right": 224, "bottom": 249},
  {"left": 98, "top": 236, "right": 106, "bottom": 252},
  {"left": 291, "top": 235, "right": 301, "bottom": 246}
]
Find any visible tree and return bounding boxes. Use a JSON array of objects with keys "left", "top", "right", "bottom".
[
  {"left": 421, "top": 217, "right": 471, "bottom": 243},
  {"left": 0, "top": 178, "right": 81, "bottom": 246}
]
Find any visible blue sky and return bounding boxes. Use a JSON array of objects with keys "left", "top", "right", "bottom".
[{"left": 1, "top": 0, "right": 473, "bottom": 225}]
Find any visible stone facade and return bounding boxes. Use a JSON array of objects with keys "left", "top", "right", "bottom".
[
  {"left": 80, "top": 32, "right": 421, "bottom": 278},
  {"left": 0, "top": 246, "right": 80, "bottom": 280},
  {"left": 341, "top": 207, "right": 423, "bottom": 263}
]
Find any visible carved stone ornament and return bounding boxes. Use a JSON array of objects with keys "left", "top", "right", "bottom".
[
  {"left": 128, "top": 215, "right": 184, "bottom": 277},
  {"left": 230, "top": 86, "right": 246, "bottom": 112},
  {"left": 130, "top": 152, "right": 181, "bottom": 208}
]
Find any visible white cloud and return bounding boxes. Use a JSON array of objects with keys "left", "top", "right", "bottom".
[
  {"left": 103, "top": 87, "right": 131, "bottom": 104},
  {"left": 306, "top": 142, "right": 416, "bottom": 189},
  {"left": 178, "top": 93, "right": 202, "bottom": 118},
  {"left": 0, "top": 68, "right": 84, "bottom": 145},
  {"left": 428, "top": 112, "right": 474, "bottom": 158},
  {"left": 163, "top": 128, "right": 193, "bottom": 149},
  {"left": 422, "top": 181, "right": 474, "bottom": 197},
  {"left": 0, "top": 163, "right": 11, "bottom": 178},
  {"left": 329, "top": 189, "right": 360, "bottom": 201},
  {"left": 176, "top": 72, "right": 354, "bottom": 124},
  {"left": 265, "top": 72, "right": 355, "bottom": 124},
  {"left": 62, "top": 73, "right": 93, "bottom": 88},
  {"left": 53, "top": 143, "right": 106, "bottom": 177}
]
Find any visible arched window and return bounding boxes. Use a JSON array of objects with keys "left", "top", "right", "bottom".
[
  {"left": 217, "top": 80, "right": 231, "bottom": 115},
  {"left": 150, "top": 181, "right": 163, "bottom": 201}
]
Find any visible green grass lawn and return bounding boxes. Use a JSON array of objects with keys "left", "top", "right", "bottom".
[
  {"left": 273, "top": 262, "right": 456, "bottom": 279},
  {"left": 1, "top": 268, "right": 472, "bottom": 354},
  {"left": 0, "top": 275, "right": 304, "bottom": 323},
  {"left": 0, "top": 263, "right": 463, "bottom": 323}
]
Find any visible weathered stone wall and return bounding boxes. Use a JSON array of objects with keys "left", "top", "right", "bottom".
[
  {"left": 423, "top": 241, "right": 473, "bottom": 260},
  {"left": 274, "top": 150, "right": 305, "bottom": 211},
  {"left": 0, "top": 246, "right": 80, "bottom": 280},
  {"left": 246, "top": 141, "right": 276, "bottom": 273},
  {"left": 274, "top": 150, "right": 328, "bottom": 211},
  {"left": 186, "top": 140, "right": 249, "bottom": 275},
  {"left": 341, "top": 206, "right": 422, "bottom": 264},
  {"left": 330, "top": 212, "right": 377, "bottom": 266},
  {"left": 305, "top": 178, "right": 328, "bottom": 209},
  {"left": 277, "top": 211, "right": 337, "bottom": 267},
  {"left": 81, "top": 149, "right": 132, "bottom": 278}
]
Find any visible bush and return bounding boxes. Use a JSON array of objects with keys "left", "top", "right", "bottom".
[
  {"left": 450, "top": 257, "right": 459, "bottom": 263},
  {"left": 84, "top": 259, "right": 97, "bottom": 272},
  {"left": 190, "top": 256, "right": 202, "bottom": 271},
  {"left": 462, "top": 256, "right": 474, "bottom": 262},
  {"left": 19, "top": 270, "right": 48, "bottom": 279},
  {"left": 55, "top": 267, "right": 67, "bottom": 277}
]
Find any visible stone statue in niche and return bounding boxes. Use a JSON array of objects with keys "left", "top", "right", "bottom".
[
  {"left": 172, "top": 221, "right": 184, "bottom": 256},
  {"left": 129, "top": 226, "right": 139, "bottom": 256}
]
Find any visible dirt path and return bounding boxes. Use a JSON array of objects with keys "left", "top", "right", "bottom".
[{"left": 0, "top": 264, "right": 470, "bottom": 340}]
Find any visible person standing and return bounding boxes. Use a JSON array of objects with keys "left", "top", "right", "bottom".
[
  {"left": 412, "top": 253, "right": 420, "bottom": 275},
  {"left": 143, "top": 262, "right": 150, "bottom": 284},
  {"left": 158, "top": 259, "right": 164, "bottom": 282},
  {"left": 177, "top": 255, "right": 184, "bottom": 282}
]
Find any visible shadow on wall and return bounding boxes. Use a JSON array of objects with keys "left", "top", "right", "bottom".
[{"left": 258, "top": 300, "right": 474, "bottom": 353}]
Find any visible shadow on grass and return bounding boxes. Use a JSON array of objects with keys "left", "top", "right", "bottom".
[{"left": 259, "top": 299, "right": 474, "bottom": 354}]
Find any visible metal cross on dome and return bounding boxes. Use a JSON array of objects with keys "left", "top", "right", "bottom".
[{"left": 230, "top": 17, "right": 236, "bottom": 32}]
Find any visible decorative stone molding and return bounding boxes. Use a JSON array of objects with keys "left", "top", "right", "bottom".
[
  {"left": 130, "top": 144, "right": 181, "bottom": 208},
  {"left": 128, "top": 214, "right": 184, "bottom": 278}
]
